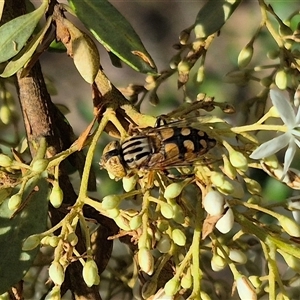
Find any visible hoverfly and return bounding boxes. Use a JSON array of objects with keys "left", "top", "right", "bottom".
[{"left": 99, "top": 118, "right": 216, "bottom": 180}]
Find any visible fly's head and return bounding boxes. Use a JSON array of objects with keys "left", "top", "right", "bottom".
[{"left": 99, "top": 141, "right": 127, "bottom": 180}]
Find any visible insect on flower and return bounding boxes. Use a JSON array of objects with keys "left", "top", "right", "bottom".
[{"left": 99, "top": 117, "right": 217, "bottom": 180}]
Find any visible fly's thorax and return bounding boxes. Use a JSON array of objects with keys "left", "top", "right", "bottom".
[
  {"left": 100, "top": 141, "right": 127, "bottom": 179},
  {"left": 121, "top": 135, "right": 154, "bottom": 169}
]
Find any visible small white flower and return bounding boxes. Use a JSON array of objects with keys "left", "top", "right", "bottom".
[{"left": 250, "top": 89, "right": 300, "bottom": 177}]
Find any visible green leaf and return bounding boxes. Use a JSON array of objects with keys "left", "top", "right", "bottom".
[
  {"left": 0, "top": 16, "right": 52, "bottom": 78},
  {"left": 68, "top": 0, "right": 157, "bottom": 74},
  {"left": 0, "top": 177, "right": 48, "bottom": 294},
  {"left": 0, "top": 0, "right": 48, "bottom": 63},
  {"left": 194, "top": 0, "right": 242, "bottom": 38}
]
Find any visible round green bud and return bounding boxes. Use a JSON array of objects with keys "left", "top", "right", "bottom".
[
  {"left": 82, "top": 259, "right": 99, "bottom": 287},
  {"left": 129, "top": 215, "right": 142, "bottom": 230},
  {"left": 173, "top": 204, "right": 185, "bottom": 224},
  {"left": 275, "top": 69, "right": 288, "bottom": 90},
  {"left": 0, "top": 154, "right": 13, "bottom": 167},
  {"left": 160, "top": 203, "right": 174, "bottom": 219},
  {"left": 181, "top": 269, "right": 192, "bottom": 289},
  {"left": 8, "top": 193, "right": 22, "bottom": 211},
  {"left": 102, "top": 195, "right": 121, "bottom": 210},
  {"left": 164, "top": 182, "right": 184, "bottom": 199},
  {"left": 277, "top": 215, "right": 300, "bottom": 237},
  {"left": 156, "top": 234, "right": 172, "bottom": 253},
  {"left": 45, "top": 286, "right": 61, "bottom": 300},
  {"left": 238, "top": 43, "right": 254, "bottom": 69},
  {"left": 211, "top": 254, "right": 226, "bottom": 272},
  {"left": 49, "top": 236, "right": 60, "bottom": 247},
  {"left": 67, "top": 232, "right": 78, "bottom": 246},
  {"left": 122, "top": 175, "right": 138, "bottom": 192},
  {"left": 171, "top": 228, "right": 186, "bottom": 246},
  {"left": 164, "top": 278, "right": 180, "bottom": 296},
  {"left": 157, "top": 220, "right": 169, "bottom": 232},
  {"left": 0, "top": 106, "right": 12, "bottom": 125},
  {"left": 106, "top": 208, "right": 120, "bottom": 218},
  {"left": 244, "top": 178, "right": 262, "bottom": 194},
  {"left": 210, "top": 172, "right": 225, "bottom": 187},
  {"left": 114, "top": 215, "right": 131, "bottom": 231},
  {"left": 49, "top": 261, "right": 65, "bottom": 285},
  {"left": 49, "top": 184, "right": 64, "bottom": 208},
  {"left": 22, "top": 234, "right": 41, "bottom": 250},
  {"left": 31, "top": 158, "right": 49, "bottom": 173},
  {"left": 229, "top": 150, "right": 248, "bottom": 172}
]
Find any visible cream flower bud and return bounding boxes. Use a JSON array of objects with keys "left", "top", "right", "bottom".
[
  {"left": 211, "top": 254, "right": 226, "bottom": 272},
  {"left": 138, "top": 247, "right": 154, "bottom": 275},
  {"left": 236, "top": 276, "right": 257, "bottom": 300},
  {"left": 215, "top": 207, "right": 234, "bottom": 234},
  {"left": 203, "top": 191, "right": 225, "bottom": 216},
  {"left": 228, "top": 249, "right": 247, "bottom": 264}
]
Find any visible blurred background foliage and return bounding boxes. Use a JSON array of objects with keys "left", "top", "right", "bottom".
[{"left": 1, "top": 0, "right": 300, "bottom": 299}]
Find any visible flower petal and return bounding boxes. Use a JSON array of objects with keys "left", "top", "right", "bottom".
[
  {"left": 270, "top": 90, "right": 295, "bottom": 128},
  {"left": 295, "top": 107, "right": 300, "bottom": 124},
  {"left": 250, "top": 133, "right": 290, "bottom": 159},
  {"left": 283, "top": 140, "right": 297, "bottom": 176}
]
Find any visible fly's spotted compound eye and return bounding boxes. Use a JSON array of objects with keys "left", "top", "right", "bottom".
[{"left": 100, "top": 141, "right": 127, "bottom": 180}]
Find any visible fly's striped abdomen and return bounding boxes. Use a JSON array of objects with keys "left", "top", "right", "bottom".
[
  {"left": 122, "top": 135, "right": 153, "bottom": 168},
  {"left": 159, "top": 127, "right": 216, "bottom": 164}
]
